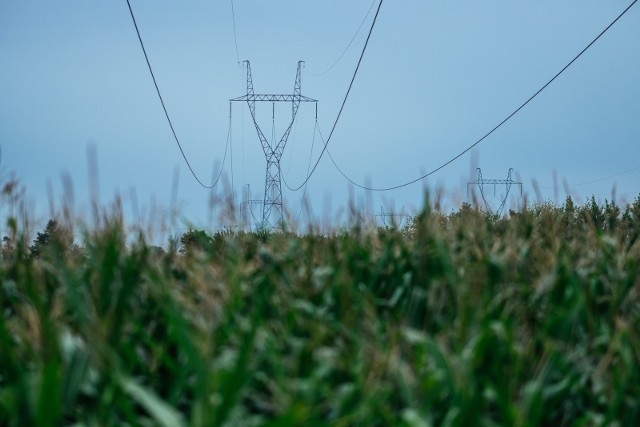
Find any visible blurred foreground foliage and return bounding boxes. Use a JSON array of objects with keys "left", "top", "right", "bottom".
[{"left": 1, "top": 195, "right": 640, "bottom": 426}]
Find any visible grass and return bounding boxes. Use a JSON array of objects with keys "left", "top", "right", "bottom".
[{"left": 1, "top": 190, "right": 640, "bottom": 426}]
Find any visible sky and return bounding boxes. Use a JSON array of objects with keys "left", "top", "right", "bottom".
[{"left": 1, "top": 0, "right": 639, "bottom": 238}]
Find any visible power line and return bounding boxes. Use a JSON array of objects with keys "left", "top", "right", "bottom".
[
  {"left": 539, "top": 165, "right": 640, "bottom": 190},
  {"left": 282, "top": 119, "right": 320, "bottom": 222},
  {"left": 124, "top": 0, "right": 226, "bottom": 189},
  {"left": 287, "top": 0, "right": 384, "bottom": 192},
  {"left": 209, "top": 104, "right": 232, "bottom": 189},
  {"left": 309, "top": 0, "right": 378, "bottom": 76},
  {"left": 573, "top": 165, "right": 640, "bottom": 187},
  {"left": 229, "top": 103, "right": 235, "bottom": 203},
  {"left": 327, "top": 0, "right": 639, "bottom": 192},
  {"left": 285, "top": 110, "right": 301, "bottom": 178},
  {"left": 230, "top": 0, "right": 241, "bottom": 66},
  {"left": 297, "top": 122, "right": 319, "bottom": 222}
]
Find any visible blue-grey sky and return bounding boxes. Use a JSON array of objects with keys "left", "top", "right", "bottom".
[{"left": 1, "top": 1, "right": 639, "bottom": 235}]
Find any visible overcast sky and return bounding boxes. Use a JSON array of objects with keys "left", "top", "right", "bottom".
[{"left": 1, "top": 1, "right": 639, "bottom": 236}]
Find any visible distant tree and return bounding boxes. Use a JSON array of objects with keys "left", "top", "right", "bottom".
[
  {"left": 1, "top": 235, "right": 13, "bottom": 261},
  {"left": 579, "top": 196, "right": 603, "bottom": 230},
  {"left": 29, "top": 219, "right": 75, "bottom": 259},
  {"left": 603, "top": 199, "right": 621, "bottom": 231},
  {"left": 622, "top": 194, "right": 640, "bottom": 238},
  {"left": 144, "top": 245, "right": 165, "bottom": 264},
  {"left": 179, "top": 229, "right": 212, "bottom": 255},
  {"left": 564, "top": 196, "right": 576, "bottom": 216},
  {"left": 148, "top": 245, "right": 165, "bottom": 256},
  {"left": 561, "top": 196, "right": 577, "bottom": 231}
]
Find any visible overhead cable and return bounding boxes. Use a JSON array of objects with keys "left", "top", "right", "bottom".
[
  {"left": 205, "top": 105, "right": 232, "bottom": 190},
  {"left": 574, "top": 165, "right": 640, "bottom": 187},
  {"left": 329, "top": 0, "right": 638, "bottom": 192},
  {"left": 125, "top": 0, "right": 226, "bottom": 189},
  {"left": 282, "top": 120, "right": 320, "bottom": 222},
  {"left": 281, "top": 97, "right": 319, "bottom": 222},
  {"left": 309, "top": 0, "right": 378, "bottom": 76},
  {"left": 539, "top": 165, "right": 640, "bottom": 190},
  {"left": 287, "top": 0, "right": 384, "bottom": 192},
  {"left": 230, "top": 0, "right": 242, "bottom": 66}
]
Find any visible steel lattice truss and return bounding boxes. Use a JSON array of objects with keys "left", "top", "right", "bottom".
[
  {"left": 231, "top": 94, "right": 318, "bottom": 103},
  {"left": 231, "top": 61, "right": 318, "bottom": 232},
  {"left": 468, "top": 168, "right": 522, "bottom": 215},
  {"left": 376, "top": 206, "right": 409, "bottom": 229}
]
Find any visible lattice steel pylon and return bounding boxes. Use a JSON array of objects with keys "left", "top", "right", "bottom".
[
  {"left": 467, "top": 168, "right": 522, "bottom": 215},
  {"left": 376, "top": 206, "right": 409, "bottom": 229},
  {"left": 231, "top": 61, "right": 318, "bottom": 231}
]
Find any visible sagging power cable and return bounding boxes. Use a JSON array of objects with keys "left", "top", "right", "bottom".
[
  {"left": 287, "top": 0, "right": 384, "bottom": 192},
  {"left": 125, "top": 0, "right": 228, "bottom": 189},
  {"left": 230, "top": 0, "right": 242, "bottom": 67},
  {"left": 309, "top": 0, "right": 378, "bottom": 76},
  {"left": 328, "top": 0, "right": 638, "bottom": 192}
]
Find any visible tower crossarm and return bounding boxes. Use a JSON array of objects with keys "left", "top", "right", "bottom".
[
  {"left": 230, "top": 94, "right": 317, "bottom": 103},
  {"left": 476, "top": 178, "right": 517, "bottom": 185},
  {"left": 230, "top": 61, "right": 317, "bottom": 159}
]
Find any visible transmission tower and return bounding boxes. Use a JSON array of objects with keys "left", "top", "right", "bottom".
[
  {"left": 376, "top": 206, "right": 409, "bottom": 229},
  {"left": 231, "top": 61, "right": 318, "bottom": 232},
  {"left": 468, "top": 168, "right": 522, "bottom": 215}
]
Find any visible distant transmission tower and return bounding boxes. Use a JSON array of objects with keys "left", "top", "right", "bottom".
[
  {"left": 376, "top": 206, "right": 409, "bottom": 229},
  {"left": 231, "top": 61, "right": 318, "bottom": 231},
  {"left": 468, "top": 168, "right": 522, "bottom": 215}
]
